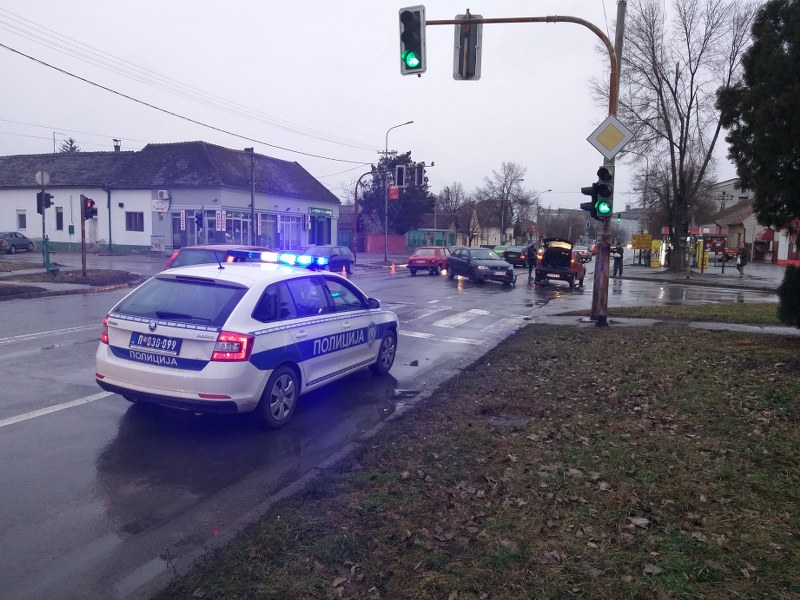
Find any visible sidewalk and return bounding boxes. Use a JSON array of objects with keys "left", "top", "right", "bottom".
[{"left": 618, "top": 259, "right": 785, "bottom": 292}]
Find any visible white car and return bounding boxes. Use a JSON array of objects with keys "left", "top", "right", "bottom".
[{"left": 95, "top": 251, "right": 399, "bottom": 428}]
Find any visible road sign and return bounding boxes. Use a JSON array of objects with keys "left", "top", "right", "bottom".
[
  {"left": 631, "top": 233, "right": 652, "bottom": 250},
  {"left": 388, "top": 185, "right": 400, "bottom": 200},
  {"left": 587, "top": 115, "right": 634, "bottom": 160},
  {"left": 35, "top": 170, "right": 50, "bottom": 186}
]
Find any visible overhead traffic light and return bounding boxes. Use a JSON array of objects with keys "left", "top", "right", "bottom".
[
  {"left": 395, "top": 165, "right": 406, "bottom": 187},
  {"left": 399, "top": 6, "right": 426, "bottom": 75},
  {"left": 195, "top": 213, "right": 203, "bottom": 230},
  {"left": 415, "top": 165, "right": 425, "bottom": 186},
  {"left": 595, "top": 165, "right": 614, "bottom": 217},
  {"left": 81, "top": 194, "right": 97, "bottom": 220},
  {"left": 453, "top": 12, "right": 482, "bottom": 80}
]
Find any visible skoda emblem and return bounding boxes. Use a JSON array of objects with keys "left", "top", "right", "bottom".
[{"left": 148, "top": 320, "right": 157, "bottom": 332}]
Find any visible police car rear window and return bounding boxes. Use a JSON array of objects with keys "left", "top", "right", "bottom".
[{"left": 114, "top": 277, "right": 247, "bottom": 327}]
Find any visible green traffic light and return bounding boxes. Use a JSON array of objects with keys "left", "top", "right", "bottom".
[
  {"left": 596, "top": 200, "right": 612, "bottom": 215},
  {"left": 402, "top": 49, "right": 420, "bottom": 69}
]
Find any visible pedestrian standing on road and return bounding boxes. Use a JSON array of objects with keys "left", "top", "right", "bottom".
[
  {"left": 736, "top": 242, "right": 748, "bottom": 278},
  {"left": 612, "top": 242, "right": 624, "bottom": 277},
  {"left": 525, "top": 241, "right": 538, "bottom": 279}
]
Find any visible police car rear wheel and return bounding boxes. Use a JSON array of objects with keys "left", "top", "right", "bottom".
[
  {"left": 258, "top": 365, "right": 298, "bottom": 429},
  {"left": 370, "top": 330, "right": 397, "bottom": 375}
]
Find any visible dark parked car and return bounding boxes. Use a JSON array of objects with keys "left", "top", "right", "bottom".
[
  {"left": 501, "top": 245, "right": 528, "bottom": 267},
  {"left": 304, "top": 245, "right": 355, "bottom": 275},
  {"left": 407, "top": 246, "right": 450, "bottom": 276},
  {"left": 0, "top": 232, "right": 35, "bottom": 254},
  {"left": 446, "top": 247, "right": 516, "bottom": 285},
  {"left": 534, "top": 238, "right": 586, "bottom": 288},
  {"left": 164, "top": 244, "right": 273, "bottom": 269}
]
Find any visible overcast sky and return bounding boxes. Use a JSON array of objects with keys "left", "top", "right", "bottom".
[{"left": 0, "top": 1, "right": 738, "bottom": 210}]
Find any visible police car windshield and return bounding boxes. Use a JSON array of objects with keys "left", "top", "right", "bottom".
[{"left": 114, "top": 277, "right": 247, "bottom": 327}]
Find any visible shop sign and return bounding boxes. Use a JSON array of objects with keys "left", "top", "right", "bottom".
[
  {"left": 180, "top": 210, "right": 186, "bottom": 231},
  {"left": 309, "top": 207, "right": 333, "bottom": 217}
]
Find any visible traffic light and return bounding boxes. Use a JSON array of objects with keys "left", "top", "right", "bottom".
[
  {"left": 580, "top": 184, "right": 599, "bottom": 220},
  {"left": 453, "top": 12, "right": 482, "bottom": 80},
  {"left": 36, "top": 192, "right": 54, "bottom": 214},
  {"left": 82, "top": 194, "right": 97, "bottom": 220},
  {"left": 395, "top": 165, "right": 406, "bottom": 187},
  {"left": 356, "top": 213, "right": 365, "bottom": 232},
  {"left": 595, "top": 165, "right": 614, "bottom": 217},
  {"left": 399, "top": 6, "right": 426, "bottom": 75},
  {"left": 415, "top": 165, "right": 425, "bottom": 186},
  {"left": 195, "top": 213, "right": 203, "bottom": 230}
]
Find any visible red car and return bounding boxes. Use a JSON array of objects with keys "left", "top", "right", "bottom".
[{"left": 406, "top": 246, "right": 450, "bottom": 276}]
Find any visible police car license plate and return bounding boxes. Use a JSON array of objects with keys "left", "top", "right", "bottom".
[{"left": 129, "top": 333, "right": 182, "bottom": 355}]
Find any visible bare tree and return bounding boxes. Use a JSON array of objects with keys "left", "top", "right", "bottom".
[
  {"left": 475, "top": 162, "right": 533, "bottom": 244},
  {"left": 615, "top": 0, "right": 757, "bottom": 271},
  {"left": 437, "top": 182, "right": 467, "bottom": 214}
]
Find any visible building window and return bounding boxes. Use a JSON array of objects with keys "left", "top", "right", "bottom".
[
  {"left": 17, "top": 211, "right": 26, "bottom": 230},
  {"left": 56, "top": 207, "right": 64, "bottom": 231},
  {"left": 125, "top": 212, "right": 144, "bottom": 232}
]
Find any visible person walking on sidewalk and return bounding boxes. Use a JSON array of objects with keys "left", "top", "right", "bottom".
[
  {"left": 611, "top": 242, "right": 624, "bottom": 278},
  {"left": 525, "top": 241, "right": 538, "bottom": 279},
  {"left": 736, "top": 242, "right": 748, "bottom": 278}
]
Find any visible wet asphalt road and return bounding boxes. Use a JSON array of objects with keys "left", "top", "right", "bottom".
[{"left": 0, "top": 261, "right": 779, "bottom": 599}]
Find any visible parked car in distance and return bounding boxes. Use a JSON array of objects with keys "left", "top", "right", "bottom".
[
  {"left": 407, "top": 246, "right": 450, "bottom": 276},
  {"left": 501, "top": 245, "right": 528, "bottom": 267},
  {"left": 492, "top": 245, "right": 508, "bottom": 256},
  {"left": 164, "top": 244, "right": 273, "bottom": 270},
  {"left": 574, "top": 245, "right": 592, "bottom": 263},
  {"left": 304, "top": 245, "right": 354, "bottom": 275},
  {"left": 535, "top": 238, "right": 586, "bottom": 288},
  {"left": 447, "top": 246, "right": 516, "bottom": 285},
  {"left": 0, "top": 231, "right": 35, "bottom": 254}
]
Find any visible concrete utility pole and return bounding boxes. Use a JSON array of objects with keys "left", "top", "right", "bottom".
[{"left": 245, "top": 148, "right": 256, "bottom": 245}]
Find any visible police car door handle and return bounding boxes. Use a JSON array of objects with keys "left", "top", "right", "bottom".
[
  {"left": 295, "top": 330, "right": 308, "bottom": 339},
  {"left": 341, "top": 321, "right": 352, "bottom": 330}
]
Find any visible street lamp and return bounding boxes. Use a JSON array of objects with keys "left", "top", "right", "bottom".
[{"left": 384, "top": 120, "right": 414, "bottom": 261}]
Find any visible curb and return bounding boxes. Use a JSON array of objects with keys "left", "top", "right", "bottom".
[{"left": 0, "top": 280, "right": 142, "bottom": 302}]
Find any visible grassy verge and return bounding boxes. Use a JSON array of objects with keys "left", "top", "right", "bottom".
[
  {"left": 11, "top": 269, "right": 139, "bottom": 286},
  {"left": 158, "top": 324, "right": 800, "bottom": 599},
  {"left": 559, "top": 302, "right": 782, "bottom": 326}
]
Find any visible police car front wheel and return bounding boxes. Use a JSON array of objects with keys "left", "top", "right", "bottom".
[
  {"left": 370, "top": 330, "right": 397, "bottom": 375},
  {"left": 258, "top": 365, "right": 299, "bottom": 429}
]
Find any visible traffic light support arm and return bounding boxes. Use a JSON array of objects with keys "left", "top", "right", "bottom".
[{"left": 426, "top": 15, "right": 618, "bottom": 116}]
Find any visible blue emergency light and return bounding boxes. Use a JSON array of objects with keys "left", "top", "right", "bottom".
[{"left": 227, "top": 249, "right": 329, "bottom": 269}]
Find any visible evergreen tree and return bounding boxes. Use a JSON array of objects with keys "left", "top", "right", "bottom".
[
  {"left": 59, "top": 137, "right": 81, "bottom": 153},
  {"left": 717, "top": 0, "right": 800, "bottom": 228}
]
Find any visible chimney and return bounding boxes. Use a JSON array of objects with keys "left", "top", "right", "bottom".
[{"left": 113, "top": 139, "right": 121, "bottom": 153}]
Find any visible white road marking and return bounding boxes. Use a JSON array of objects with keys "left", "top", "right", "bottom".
[
  {"left": 402, "top": 306, "right": 451, "bottom": 322},
  {"left": 0, "top": 325, "right": 98, "bottom": 346},
  {"left": 0, "top": 391, "right": 113, "bottom": 429},
  {"left": 400, "top": 330, "right": 484, "bottom": 346},
  {"left": 433, "top": 309, "right": 490, "bottom": 328}
]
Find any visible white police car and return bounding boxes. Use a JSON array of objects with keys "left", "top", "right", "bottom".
[{"left": 95, "top": 250, "right": 399, "bottom": 428}]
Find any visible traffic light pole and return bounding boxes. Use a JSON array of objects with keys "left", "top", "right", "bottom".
[
  {"left": 40, "top": 186, "right": 47, "bottom": 268},
  {"left": 426, "top": 13, "right": 619, "bottom": 326}
]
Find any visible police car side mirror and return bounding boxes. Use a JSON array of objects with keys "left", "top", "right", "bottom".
[{"left": 367, "top": 298, "right": 381, "bottom": 309}]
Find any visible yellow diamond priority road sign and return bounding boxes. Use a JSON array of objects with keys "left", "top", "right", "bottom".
[{"left": 587, "top": 115, "right": 633, "bottom": 160}]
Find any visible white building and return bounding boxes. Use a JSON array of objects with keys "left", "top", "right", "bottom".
[{"left": 0, "top": 141, "right": 341, "bottom": 253}]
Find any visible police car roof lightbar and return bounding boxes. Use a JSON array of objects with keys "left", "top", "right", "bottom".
[{"left": 227, "top": 249, "right": 329, "bottom": 268}]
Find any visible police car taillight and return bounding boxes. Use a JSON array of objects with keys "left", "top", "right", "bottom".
[
  {"left": 101, "top": 315, "right": 109, "bottom": 344},
  {"left": 211, "top": 331, "right": 254, "bottom": 361}
]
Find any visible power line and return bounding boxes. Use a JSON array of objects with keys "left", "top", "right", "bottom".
[
  {"left": 0, "top": 41, "right": 372, "bottom": 165},
  {"left": 0, "top": 9, "right": 376, "bottom": 153}
]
